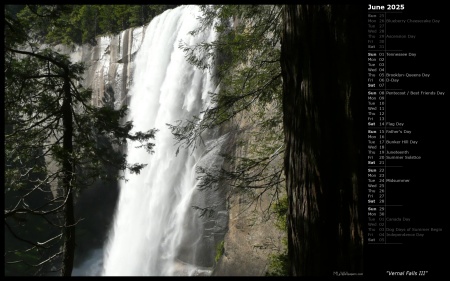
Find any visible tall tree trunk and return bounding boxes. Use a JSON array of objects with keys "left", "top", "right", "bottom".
[
  {"left": 61, "top": 73, "right": 75, "bottom": 276},
  {"left": 280, "top": 5, "right": 364, "bottom": 276}
]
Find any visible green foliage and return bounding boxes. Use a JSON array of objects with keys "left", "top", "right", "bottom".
[
  {"left": 175, "top": 6, "right": 289, "bottom": 271},
  {"left": 97, "top": 5, "right": 118, "bottom": 36},
  {"left": 13, "top": 5, "right": 178, "bottom": 46},
  {"left": 265, "top": 249, "right": 289, "bottom": 276},
  {"left": 215, "top": 240, "right": 225, "bottom": 264},
  {"left": 174, "top": 4, "right": 287, "bottom": 238},
  {"left": 5, "top": 6, "right": 28, "bottom": 46},
  {"left": 77, "top": 5, "right": 99, "bottom": 44},
  {"left": 173, "top": 5, "right": 283, "bottom": 151},
  {"left": 264, "top": 196, "right": 288, "bottom": 276},
  {"left": 273, "top": 196, "right": 288, "bottom": 231}
]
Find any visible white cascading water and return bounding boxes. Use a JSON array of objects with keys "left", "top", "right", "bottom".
[{"left": 101, "top": 6, "right": 221, "bottom": 276}]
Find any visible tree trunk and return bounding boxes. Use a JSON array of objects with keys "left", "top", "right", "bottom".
[
  {"left": 280, "top": 5, "right": 364, "bottom": 276},
  {"left": 61, "top": 73, "right": 76, "bottom": 277}
]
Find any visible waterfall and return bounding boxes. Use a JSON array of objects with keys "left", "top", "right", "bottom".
[{"left": 100, "top": 5, "right": 226, "bottom": 276}]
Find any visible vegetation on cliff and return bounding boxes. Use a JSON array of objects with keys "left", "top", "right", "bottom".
[
  {"left": 170, "top": 5, "right": 288, "bottom": 274},
  {"left": 172, "top": 4, "right": 286, "bottom": 216}
]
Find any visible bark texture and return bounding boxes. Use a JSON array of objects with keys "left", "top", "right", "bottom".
[
  {"left": 61, "top": 73, "right": 75, "bottom": 277},
  {"left": 281, "top": 5, "right": 364, "bottom": 276}
]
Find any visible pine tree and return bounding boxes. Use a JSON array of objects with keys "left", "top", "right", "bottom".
[{"left": 4, "top": 6, "right": 156, "bottom": 276}]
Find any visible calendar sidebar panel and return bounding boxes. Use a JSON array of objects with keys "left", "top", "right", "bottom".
[{"left": 364, "top": 3, "right": 448, "bottom": 278}]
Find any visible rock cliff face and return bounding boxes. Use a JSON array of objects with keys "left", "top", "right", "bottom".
[
  {"left": 59, "top": 26, "right": 146, "bottom": 110},
  {"left": 212, "top": 120, "right": 285, "bottom": 276},
  {"left": 62, "top": 23, "right": 282, "bottom": 275}
]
